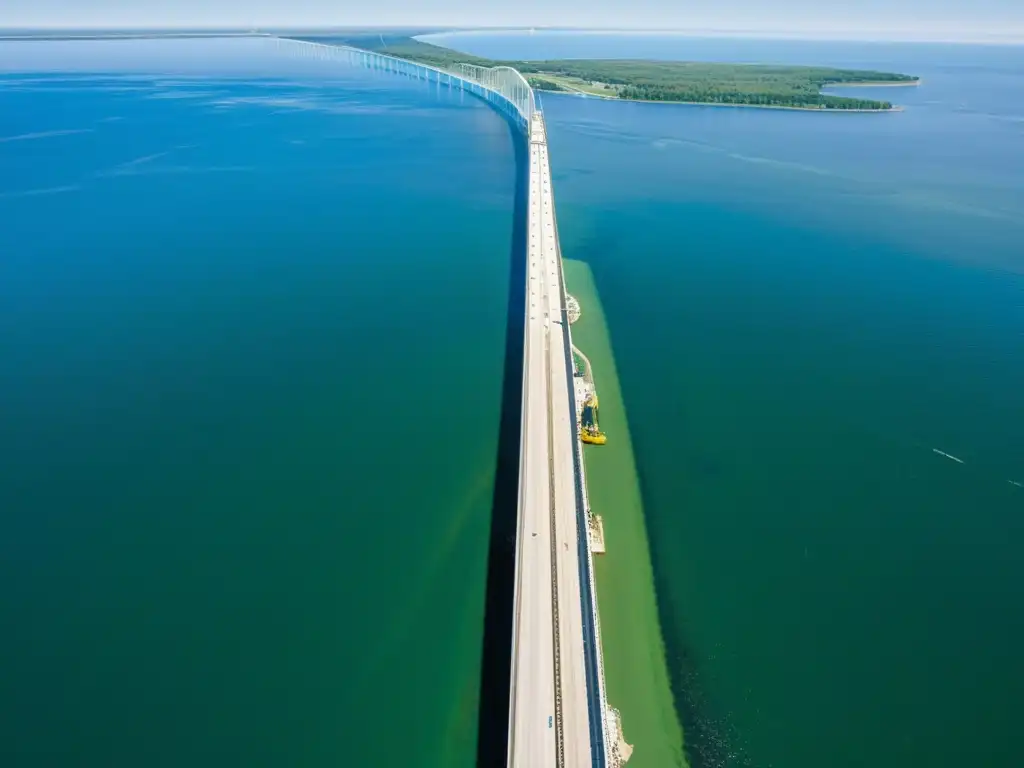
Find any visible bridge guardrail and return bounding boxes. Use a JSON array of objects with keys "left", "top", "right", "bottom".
[{"left": 276, "top": 38, "right": 535, "bottom": 128}]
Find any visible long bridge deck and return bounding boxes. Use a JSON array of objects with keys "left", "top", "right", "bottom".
[
  {"left": 272, "top": 37, "right": 612, "bottom": 767},
  {"left": 508, "top": 111, "right": 598, "bottom": 768}
]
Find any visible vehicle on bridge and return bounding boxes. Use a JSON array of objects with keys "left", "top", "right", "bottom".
[{"left": 580, "top": 394, "right": 607, "bottom": 445}]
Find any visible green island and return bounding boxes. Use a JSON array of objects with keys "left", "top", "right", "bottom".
[{"left": 297, "top": 34, "right": 919, "bottom": 111}]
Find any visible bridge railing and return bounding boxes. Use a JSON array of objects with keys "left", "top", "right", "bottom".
[
  {"left": 450, "top": 63, "right": 536, "bottom": 125},
  {"left": 275, "top": 37, "right": 535, "bottom": 128}
]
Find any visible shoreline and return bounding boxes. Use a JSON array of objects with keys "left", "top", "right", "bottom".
[
  {"left": 825, "top": 78, "right": 922, "bottom": 87},
  {"left": 537, "top": 87, "right": 905, "bottom": 112}
]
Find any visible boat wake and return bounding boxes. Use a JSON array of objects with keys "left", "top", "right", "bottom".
[{"left": 932, "top": 448, "right": 964, "bottom": 464}]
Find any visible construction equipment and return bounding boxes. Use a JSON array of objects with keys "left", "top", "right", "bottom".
[{"left": 580, "top": 394, "right": 607, "bottom": 445}]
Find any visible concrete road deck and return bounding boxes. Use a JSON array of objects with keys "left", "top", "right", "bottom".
[{"left": 508, "top": 113, "right": 595, "bottom": 768}]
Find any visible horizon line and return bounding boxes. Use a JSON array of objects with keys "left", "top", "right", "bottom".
[{"left": 1, "top": 24, "right": 1022, "bottom": 46}]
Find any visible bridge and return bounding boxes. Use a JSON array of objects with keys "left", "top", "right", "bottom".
[{"left": 277, "top": 38, "right": 615, "bottom": 768}]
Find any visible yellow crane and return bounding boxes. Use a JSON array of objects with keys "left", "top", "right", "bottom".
[{"left": 580, "top": 394, "right": 607, "bottom": 445}]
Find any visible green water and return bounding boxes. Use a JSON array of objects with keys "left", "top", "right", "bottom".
[
  {"left": 539, "top": 39, "right": 1024, "bottom": 768},
  {"left": 578, "top": 199, "right": 1023, "bottom": 768},
  {"left": 549, "top": 131, "right": 1024, "bottom": 768},
  {"left": 6, "top": 34, "right": 1024, "bottom": 768},
  {"left": 0, "top": 44, "right": 519, "bottom": 767},
  {"left": 566, "top": 259, "right": 685, "bottom": 767}
]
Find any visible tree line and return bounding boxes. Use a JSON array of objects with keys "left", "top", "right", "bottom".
[
  {"left": 617, "top": 84, "right": 893, "bottom": 110},
  {"left": 293, "top": 35, "right": 911, "bottom": 111}
]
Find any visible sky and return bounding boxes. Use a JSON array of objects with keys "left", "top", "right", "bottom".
[{"left": 3, "top": 0, "right": 1023, "bottom": 42}]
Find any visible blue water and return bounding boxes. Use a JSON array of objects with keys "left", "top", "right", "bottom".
[
  {"left": 3, "top": 30, "right": 1023, "bottom": 768},
  {"left": 425, "top": 33, "right": 1024, "bottom": 267},
  {"left": 0, "top": 37, "right": 519, "bottom": 767},
  {"left": 430, "top": 32, "right": 1024, "bottom": 768}
]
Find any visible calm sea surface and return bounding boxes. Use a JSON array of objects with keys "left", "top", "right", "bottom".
[
  {"left": 0, "top": 37, "right": 518, "bottom": 767},
  {"left": 3, "top": 31, "right": 1023, "bottom": 768},
  {"left": 430, "top": 32, "right": 1024, "bottom": 768}
]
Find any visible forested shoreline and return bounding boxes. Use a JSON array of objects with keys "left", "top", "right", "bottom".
[{"left": 293, "top": 34, "right": 918, "bottom": 111}]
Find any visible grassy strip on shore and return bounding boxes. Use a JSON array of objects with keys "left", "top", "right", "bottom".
[{"left": 564, "top": 259, "right": 687, "bottom": 768}]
